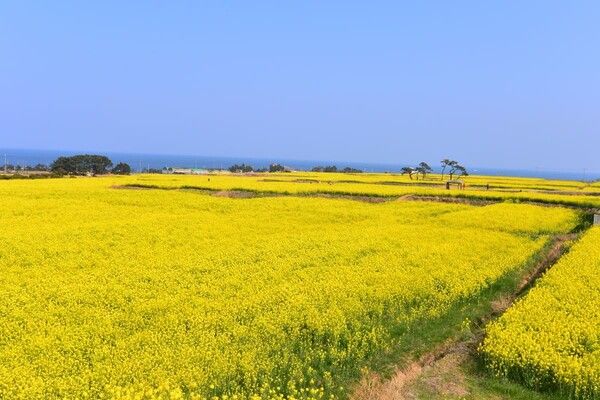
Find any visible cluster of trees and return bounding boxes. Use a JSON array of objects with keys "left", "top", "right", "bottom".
[
  {"left": 400, "top": 162, "right": 433, "bottom": 180},
  {"left": 2, "top": 164, "right": 49, "bottom": 172},
  {"left": 227, "top": 163, "right": 367, "bottom": 174},
  {"left": 50, "top": 155, "right": 131, "bottom": 175},
  {"left": 226, "top": 163, "right": 289, "bottom": 173},
  {"left": 143, "top": 168, "right": 163, "bottom": 174},
  {"left": 268, "top": 163, "right": 287, "bottom": 172},
  {"left": 400, "top": 160, "right": 469, "bottom": 181},
  {"left": 112, "top": 162, "right": 132, "bottom": 175},
  {"left": 41, "top": 155, "right": 468, "bottom": 181},
  {"left": 311, "top": 166, "right": 363, "bottom": 173},
  {"left": 51, "top": 155, "right": 112, "bottom": 175},
  {"left": 440, "top": 159, "right": 468, "bottom": 180},
  {"left": 228, "top": 164, "right": 254, "bottom": 173}
]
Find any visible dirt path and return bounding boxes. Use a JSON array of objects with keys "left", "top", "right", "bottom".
[{"left": 351, "top": 232, "right": 580, "bottom": 400}]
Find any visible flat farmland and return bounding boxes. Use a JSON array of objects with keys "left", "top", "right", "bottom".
[{"left": 0, "top": 177, "right": 579, "bottom": 399}]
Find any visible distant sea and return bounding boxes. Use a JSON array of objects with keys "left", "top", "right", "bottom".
[{"left": 1, "top": 148, "right": 597, "bottom": 181}]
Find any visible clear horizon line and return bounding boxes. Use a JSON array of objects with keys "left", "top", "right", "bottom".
[{"left": 1, "top": 146, "right": 598, "bottom": 176}]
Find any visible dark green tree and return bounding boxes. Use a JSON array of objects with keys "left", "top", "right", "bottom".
[
  {"left": 418, "top": 162, "right": 433, "bottom": 179},
  {"left": 448, "top": 162, "right": 467, "bottom": 180},
  {"left": 440, "top": 159, "right": 453, "bottom": 180},
  {"left": 112, "top": 162, "right": 132, "bottom": 175},
  {"left": 269, "top": 163, "right": 286, "bottom": 172},
  {"left": 341, "top": 167, "right": 363, "bottom": 173},
  {"left": 51, "top": 155, "right": 113, "bottom": 175},
  {"left": 455, "top": 165, "right": 468, "bottom": 178},
  {"left": 401, "top": 167, "right": 415, "bottom": 180}
]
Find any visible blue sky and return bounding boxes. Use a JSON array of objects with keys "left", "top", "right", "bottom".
[{"left": 1, "top": 1, "right": 599, "bottom": 172}]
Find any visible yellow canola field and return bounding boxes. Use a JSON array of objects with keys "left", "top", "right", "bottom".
[
  {"left": 481, "top": 227, "right": 600, "bottom": 399},
  {"left": 135, "top": 170, "right": 590, "bottom": 191},
  {"left": 0, "top": 178, "right": 578, "bottom": 399},
  {"left": 274, "top": 171, "right": 590, "bottom": 192},
  {"left": 125, "top": 174, "right": 600, "bottom": 209}
]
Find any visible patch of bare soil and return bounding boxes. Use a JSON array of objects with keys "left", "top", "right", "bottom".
[
  {"left": 205, "top": 190, "right": 391, "bottom": 203},
  {"left": 419, "top": 352, "right": 470, "bottom": 398},
  {"left": 308, "top": 193, "right": 393, "bottom": 203},
  {"left": 211, "top": 190, "right": 259, "bottom": 198},
  {"left": 111, "top": 184, "right": 157, "bottom": 190},
  {"left": 352, "top": 340, "right": 473, "bottom": 400},
  {"left": 351, "top": 232, "right": 579, "bottom": 400},
  {"left": 294, "top": 179, "right": 322, "bottom": 183}
]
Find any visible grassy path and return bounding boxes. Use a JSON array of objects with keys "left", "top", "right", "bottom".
[{"left": 351, "top": 229, "right": 588, "bottom": 400}]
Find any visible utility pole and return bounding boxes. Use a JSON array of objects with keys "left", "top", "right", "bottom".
[{"left": 3, "top": 154, "right": 6, "bottom": 174}]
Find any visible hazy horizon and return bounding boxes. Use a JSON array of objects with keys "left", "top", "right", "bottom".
[{"left": 2, "top": 2, "right": 600, "bottom": 172}]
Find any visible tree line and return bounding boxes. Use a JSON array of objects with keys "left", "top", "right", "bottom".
[
  {"left": 12, "top": 154, "right": 467, "bottom": 180},
  {"left": 228, "top": 163, "right": 288, "bottom": 173},
  {"left": 2, "top": 163, "right": 50, "bottom": 172},
  {"left": 227, "top": 164, "right": 364, "bottom": 173},
  {"left": 311, "top": 166, "right": 363, "bottom": 173}
]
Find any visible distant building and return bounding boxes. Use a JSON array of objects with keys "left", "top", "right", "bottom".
[{"left": 165, "top": 168, "right": 210, "bottom": 175}]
